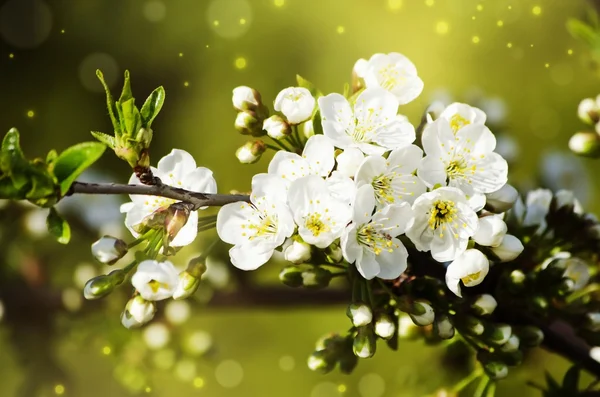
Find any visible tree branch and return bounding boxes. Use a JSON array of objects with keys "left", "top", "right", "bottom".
[{"left": 68, "top": 181, "right": 250, "bottom": 209}]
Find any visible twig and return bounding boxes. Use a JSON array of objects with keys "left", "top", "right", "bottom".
[{"left": 68, "top": 181, "right": 250, "bottom": 210}]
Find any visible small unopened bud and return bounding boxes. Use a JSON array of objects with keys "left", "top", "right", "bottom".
[
  {"left": 135, "top": 127, "right": 153, "bottom": 148},
  {"left": 347, "top": 303, "right": 373, "bottom": 327},
  {"left": 279, "top": 265, "right": 305, "bottom": 288},
  {"left": 351, "top": 59, "right": 367, "bottom": 93},
  {"left": 325, "top": 243, "right": 343, "bottom": 263},
  {"left": 569, "top": 131, "right": 600, "bottom": 158},
  {"left": 302, "top": 119, "right": 315, "bottom": 139},
  {"left": 473, "top": 215, "right": 507, "bottom": 247},
  {"left": 236, "top": 140, "right": 266, "bottom": 164},
  {"left": 234, "top": 111, "right": 262, "bottom": 136},
  {"left": 464, "top": 316, "right": 485, "bottom": 336},
  {"left": 587, "top": 312, "right": 600, "bottom": 332},
  {"left": 283, "top": 239, "right": 312, "bottom": 264},
  {"left": 483, "top": 361, "right": 509, "bottom": 380},
  {"left": 165, "top": 204, "right": 191, "bottom": 242},
  {"left": 91, "top": 236, "right": 128, "bottom": 264},
  {"left": 374, "top": 314, "right": 396, "bottom": 340},
  {"left": 83, "top": 275, "right": 115, "bottom": 300},
  {"left": 126, "top": 295, "right": 156, "bottom": 324},
  {"left": 485, "top": 184, "right": 518, "bottom": 213},
  {"left": 500, "top": 334, "right": 520, "bottom": 353},
  {"left": 173, "top": 271, "right": 201, "bottom": 300},
  {"left": 301, "top": 267, "right": 332, "bottom": 289},
  {"left": 509, "top": 269, "right": 526, "bottom": 287},
  {"left": 487, "top": 324, "right": 512, "bottom": 345},
  {"left": 315, "top": 333, "right": 346, "bottom": 351},
  {"left": 578, "top": 98, "right": 600, "bottom": 125},
  {"left": 562, "top": 258, "right": 591, "bottom": 291},
  {"left": 409, "top": 300, "right": 435, "bottom": 326},
  {"left": 490, "top": 234, "right": 524, "bottom": 262},
  {"left": 263, "top": 115, "right": 291, "bottom": 140},
  {"left": 516, "top": 326, "right": 544, "bottom": 347},
  {"left": 307, "top": 350, "right": 335, "bottom": 374},
  {"left": 471, "top": 294, "right": 497, "bottom": 316},
  {"left": 353, "top": 326, "right": 376, "bottom": 358},
  {"left": 435, "top": 315, "right": 455, "bottom": 340},
  {"left": 232, "top": 86, "right": 261, "bottom": 111}
]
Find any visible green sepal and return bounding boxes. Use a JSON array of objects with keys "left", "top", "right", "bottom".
[
  {"left": 1, "top": 128, "right": 29, "bottom": 190},
  {"left": 52, "top": 142, "right": 106, "bottom": 195},
  {"left": 46, "top": 149, "right": 58, "bottom": 164},
  {"left": 140, "top": 86, "right": 165, "bottom": 128},
  {"left": 46, "top": 207, "right": 71, "bottom": 244},
  {"left": 90, "top": 131, "right": 116, "bottom": 148},
  {"left": 120, "top": 98, "right": 141, "bottom": 135},
  {"left": 118, "top": 70, "right": 134, "bottom": 103},
  {"left": 95, "top": 70, "right": 121, "bottom": 134},
  {"left": 296, "top": 74, "right": 323, "bottom": 97},
  {"left": 312, "top": 109, "right": 323, "bottom": 136}
]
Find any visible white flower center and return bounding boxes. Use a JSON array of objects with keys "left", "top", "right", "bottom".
[{"left": 357, "top": 222, "right": 399, "bottom": 256}]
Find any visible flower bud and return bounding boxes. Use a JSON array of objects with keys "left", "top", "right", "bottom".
[
  {"left": 232, "top": 86, "right": 261, "bottom": 111},
  {"left": 490, "top": 234, "right": 524, "bottom": 262},
  {"left": 485, "top": 184, "right": 518, "bottom": 213},
  {"left": 562, "top": 258, "right": 591, "bottom": 291},
  {"left": 279, "top": 265, "right": 305, "bottom": 288},
  {"left": 274, "top": 87, "right": 316, "bottom": 124},
  {"left": 283, "top": 239, "right": 312, "bottom": 264},
  {"left": 471, "top": 294, "right": 498, "bottom": 316},
  {"left": 121, "top": 310, "right": 142, "bottom": 329},
  {"left": 347, "top": 303, "right": 373, "bottom": 327},
  {"left": 324, "top": 243, "right": 343, "bottom": 264},
  {"left": 263, "top": 115, "right": 291, "bottom": 140},
  {"left": 515, "top": 326, "right": 544, "bottom": 347},
  {"left": 587, "top": 313, "right": 600, "bottom": 332},
  {"left": 173, "top": 271, "right": 201, "bottom": 300},
  {"left": 236, "top": 140, "right": 266, "bottom": 164},
  {"left": 409, "top": 300, "right": 435, "bottom": 326},
  {"left": 434, "top": 315, "right": 455, "bottom": 340},
  {"left": 352, "top": 58, "right": 367, "bottom": 93},
  {"left": 91, "top": 236, "right": 128, "bottom": 264},
  {"left": 164, "top": 203, "right": 191, "bottom": 242},
  {"left": 302, "top": 119, "right": 315, "bottom": 139},
  {"left": 464, "top": 316, "right": 485, "bottom": 336},
  {"left": 500, "top": 334, "right": 520, "bottom": 353},
  {"left": 315, "top": 333, "right": 346, "bottom": 352},
  {"left": 126, "top": 295, "right": 156, "bottom": 324},
  {"left": 83, "top": 275, "right": 115, "bottom": 300},
  {"left": 301, "top": 267, "right": 332, "bottom": 289},
  {"left": 569, "top": 132, "right": 600, "bottom": 158},
  {"left": 339, "top": 351, "right": 359, "bottom": 374},
  {"left": 353, "top": 326, "right": 377, "bottom": 358},
  {"left": 307, "top": 350, "right": 335, "bottom": 374},
  {"left": 473, "top": 215, "right": 507, "bottom": 247},
  {"left": 483, "top": 361, "right": 508, "bottom": 380},
  {"left": 487, "top": 324, "right": 512, "bottom": 345},
  {"left": 577, "top": 98, "right": 600, "bottom": 125},
  {"left": 374, "top": 314, "right": 396, "bottom": 340},
  {"left": 135, "top": 127, "right": 153, "bottom": 148},
  {"left": 234, "top": 111, "right": 262, "bottom": 136}
]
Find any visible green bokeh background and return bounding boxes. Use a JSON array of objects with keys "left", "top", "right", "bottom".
[{"left": 0, "top": 0, "right": 599, "bottom": 396}]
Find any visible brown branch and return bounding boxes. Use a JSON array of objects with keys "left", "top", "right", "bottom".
[{"left": 68, "top": 181, "right": 250, "bottom": 210}]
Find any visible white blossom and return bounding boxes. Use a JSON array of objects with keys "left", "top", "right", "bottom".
[
  {"left": 354, "top": 52, "right": 424, "bottom": 104},
  {"left": 288, "top": 175, "right": 352, "bottom": 248},
  {"left": 418, "top": 118, "right": 508, "bottom": 197},
  {"left": 283, "top": 238, "right": 312, "bottom": 264},
  {"left": 355, "top": 144, "right": 426, "bottom": 206},
  {"left": 217, "top": 175, "right": 294, "bottom": 270},
  {"left": 473, "top": 215, "right": 507, "bottom": 247},
  {"left": 490, "top": 234, "right": 524, "bottom": 262},
  {"left": 132, "top": 260, "right": 180, "bottom": 301},
  {"left": 438, "top": 102, "right": 486, "bottom": 133},
  {"left": 555, "top": 189, "right": 583, "bottom": 214},
  {"left": 318, "top": 88, "right": 415, "bottom": 155},
  {"left": 521, "top": 189, "right": 553, "bottom": 232},
  {"left": 232, "top": 86, "right": 260, "bottom": 111},
  {"left": 445, "top": 249, "right": 490, "bottom": 297},
  {"left": 335, "top": 148, "right": 365, "bottom": 179},
  {"left": 120, "top": 149, "right": 217, "bottom": 247},
  {"left": 341, "top": 185, "right": 413, "bottom": 280},
  {"left": 485, "top": 184, "right": 518, "bottom": 213},
  {"left": 274, "top": 87, "right": 315, "bottom": 124},
  {"left": 407, "top": 187, "right": 478, "bottom": 262}
]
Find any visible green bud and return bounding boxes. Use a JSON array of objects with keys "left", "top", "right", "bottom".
[
  {"left": 324, "top": 243, "right": 343, "bottom": 264},
  {"left": 301, "top": 267, "right": 332, "bottom": 289},
  {"left": 307, "top": 350, "right": 335, "bottom": 374},
  {"left": 374, "top": 313, "right": 396, "bottom": 340},
  {"left": 235, "top": 110, "right": 263, "bottom": 136},
  {"left": 531, "top": 295, "right": 549, "bottom": 313},
  {"left": 236, "top": 140, "right": 266, "bottom": 164},
  {"left": 353, "top": 326, "right": 377, "bottom": 358},
  {"left": 578, "top": 98, "right": 600, "bottom": 125},
  {"left": 91, "top": 236, "right": 128, "bottom": 265},
  {"left": 515, "top": 326, "right": 544, "bottom": 347},
  {"left": 135, "top": 127, "right": 153, "bottom": 148},
  {"left": 409, "top": 300, "right": 435, "bottom": 326},
  {"left": 500, "top": 334, "right": 520, "bottom": 353},
  {"left": 586, "top": 312, "right": 600, "bottom": 331},
  {"left": 434, "top": 315, "right": 455, "bottom": 340},
  {"left": 347, "top": 303, "right": 373, "bottom": 327},
  {"left": 508, "top": 269, "right": 526, "bottom": 292},
  {"left": 83, "top": 275, "right": 115, "bottom": 300},
  {"left": 173, "top": 271, "right": 201, "bottom": 300},
  {"left": 471, "top": 294, "right": 498, "bottom": 316},
  {"left": 464, "top": 316, "right": 485, "bottom": 336},
  {"left": 315, "top": 333, "right": 346, "bottom": 352},
  {"left": 279, "top": 265, "right": 305, "bottom": 288},
  {"left": 487, "top": 324, "right": 512, "bottom": 345},
  {"left": 483, "top": 361, "right": 508, "bottom": 380},
  {"left": 569, "top": 132, "right": 600, "bottom": 158}
]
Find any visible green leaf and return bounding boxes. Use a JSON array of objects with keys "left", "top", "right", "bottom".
[
  {"left": 140, "top": 86, "right": 165, "bottom": 128},
  {"left": 312, "top": 109, "right": 323, "bottom": 136},
  {"left": 1, "top": 128, "right": 29, "bottom": 190},
  {"left": 46, "top": 207, "right": 71, "bottom": 244},
  {"left": 561, "top": 365, "right": 580, "bottom": 392},
  {"left": 567, "top": 18, "right": 600, "bottom": 46},
  {"left": 0, "top": 176, "right": 21, "bottom": 199},
  {"left": 90, "top": 131, "right": 116, "bottom": 148},
  {"left": 119, "top": 70, "right": 133, "bottom": 103},
  {"left": 544, "top": 371, "right": 561, "bottom": 392},
  {"left": 120, "top": 98, "right": 141, "bottom": 135},
  {"left": 296, "top": 74, "right": 323, "bottom": 97},
  {"left": 46, "top": 149, "right": 58, "bottom": 164},
  {"left": 96, "top": 70, "right": 120, "bottom": 134},
  {"left": 25, "top": 161, "right": 57, "bottom": 207},
  {"left": 53, "top": 142, "right": 106, "bottom": 195}
]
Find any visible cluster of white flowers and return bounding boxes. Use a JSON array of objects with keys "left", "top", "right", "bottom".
[{"left": 217, "top": 52, "right": 525, "bottom": 297}]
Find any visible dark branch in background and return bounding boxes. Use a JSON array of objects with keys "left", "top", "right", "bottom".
[{"left": 68, "top": 181, "right": 250, "bottom": 209}]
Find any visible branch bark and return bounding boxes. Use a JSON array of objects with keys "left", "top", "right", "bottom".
[{"left": 68, "top": 181, "right": 250, "bottom": 209}]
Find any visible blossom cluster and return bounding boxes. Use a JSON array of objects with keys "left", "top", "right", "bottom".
[{"left": 218, "top": 52, "right": 524, "bottom": 297}]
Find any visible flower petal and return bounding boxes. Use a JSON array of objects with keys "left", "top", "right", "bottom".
[
  {"left": 157, "top": 149, "right": 197, "bottom": 182},
  {"left": 170, "top": 210, "right": 198, "bottom": 247},
  {"left": 303, "top": 135, "right": 335, "bottom": 177},
  {"left": 356, "top": 251, "right": 380, "bottom": 280},
  {"left": 353, "top": 184, "right": 376, "bottom": 225},
  {"left": 229, "top": 240, "right": 275, "bottom": 270},
  {"left": 376, "top": 239, "right": 408, "bottom": 279}
]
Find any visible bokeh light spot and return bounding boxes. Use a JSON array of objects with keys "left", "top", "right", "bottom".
[
  {"left": 215, "top": 360, "right": 244, "bottom": 388},
  {"left": 338, "top": 384, "right": 347, "bottom": 393},
  {"left": 497, "top": 20, "right": 504, "bottom": 27},
  {"left": 425, "top": 0, "right": 434, "bottom": 6},
  {"left": 544, "top": 63, "right": 550, "bottom": 68},
  {"left": 472, "top": 36, "right": 480, "bottom": 44},
  {"left": 79, "top": 53, "right": 119, "bottom": 93},
  {"left": 311, "top": 382, "right": 340, "bottom": 397},
  {"left": 175, "top": 359, "right": 197, "bottom": 382},
  {"left": 61, "top": 29, "right": 65, "bottom": 34},
  {"left": 102, "top": 346, "right": 112, "bottom": 355},
  {"left": 568, "top": 49, "right": 573, "bottom": 55},
  {"left": 279, "top": 355, "right": 295, "bottom": 371},
  {"left": 153, "top": 349, "right": 176, "bottom": 370},
  {"left": 358, "top": 373, "right": 385, "bottom": 397},
  {"left": 213, "top": 20, "right": 220, "bottom": 26},
  {"left": 336, "top": 25, "right": 345, "bottom": 34},
  {"left": 165, "top": 300, "right": 191, "bottom": 325},
  {"left": 476, "top": 4, "right": 483, "bottom": 11},
  {"left": 532, "top": 6, "right": 541, "bottom": 15},
  {"left": 208, "top": 0, "right": 253, "bottom": 39},
  {"left": 143, "top": 323, "right": 170, "bottom": 350},
  {"left": 235, "top": 57, "right": 247, "bottom": 69},
  {"left": 193, "top": 377, "right": 205, "bottom": 388},
  {"left": 471, "top": 16, "right": 476, "bottom": 20},
  {"left": 54, "top": 384, "right": 65, "bottom": 395},
  {"left": 0, "top": 0, "right": 53, "bottom": 49},
  {"left": 388, "top": 0, "right": 402, "bottom": 11},
  {"left": 145, "top": 387, "right": 152, "bottom": 393},
  {"left": 143, "top": 0, "right": 166, "bottom": 22},
  {"left": 8, "top": 53, "right": 14, "bottom": 59},
  {"left": 435, "top": 21, "right": 449, "bottom": 35},
  {"left": 274, "top": 0, "right": 284, "bottom": 7},
  {"left": 240, "top": 18, "right": 246, "bottom": 25},
  {"left": 507, "top": 42, "right": 513, "bottom": 48},
  {"left": 185, "top": 330, "right": 213, "bottom": 356},
  {"left": 178, "top": 52, "right": 183, "bottom": 57},
  {"left": 184, "top": 81, "right": 190, "bottom": 87},
  {"left": 26, "top": 110, "right": 34, "bottom": 118}
]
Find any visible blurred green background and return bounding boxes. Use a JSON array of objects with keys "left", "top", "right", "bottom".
[{"left": 0, "top": 0, "right": 599, "bottom": 396}]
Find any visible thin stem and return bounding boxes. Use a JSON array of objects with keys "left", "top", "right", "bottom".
[
  {"left": 68, "top": 181, "right": 250, "bottom": 210},
  {"left": 566, "top": 283, "right": 600, "bottom": 303},
  {"left": 452, "top": 369, "right": 483, "bottom": 393},
  {"left": 293, "top": 125, "right": 304, "bottom": 147},
  {"left": 197, "top": 222, "right": 217, "bottom": 233},
  {"left": 269, "top": 136, "right": 293, "bottom": 152},
  {"left": 127, "top": 229, "right": 155, "bottom": 248},
  {"left": 473, "top": 375, "right": 491, "bottom": 397},
  {"left": 265, "top": 143, "right": 282, "bottom": 151}
]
